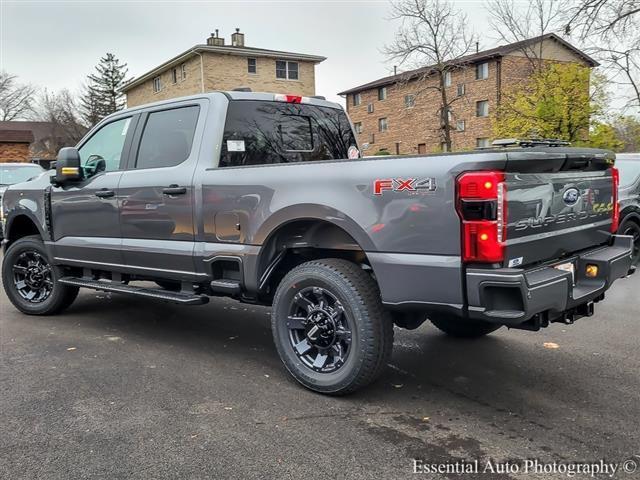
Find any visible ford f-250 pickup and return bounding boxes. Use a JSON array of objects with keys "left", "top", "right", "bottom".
[{"left": 0, "top": 91, "right": 634, "bottom": 394}]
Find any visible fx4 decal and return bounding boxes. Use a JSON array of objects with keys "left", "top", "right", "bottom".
[{"left": 373, "top": 178, "right": 437, "bottom": 195}]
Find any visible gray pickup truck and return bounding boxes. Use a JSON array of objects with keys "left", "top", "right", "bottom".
[{"left": 0, "top": 91, "right": 633, "bottom": 394}]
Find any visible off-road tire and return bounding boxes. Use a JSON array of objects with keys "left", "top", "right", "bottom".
[
  {"left": 2, "top": 235, "right": 79, "bottom": 315},
  {"left": 271, "top": 258, "right": 394, "bottom": 395}
]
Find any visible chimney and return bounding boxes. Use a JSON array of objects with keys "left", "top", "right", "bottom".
[
  {"left": 207, "top": 29, "right": 225, "bottom": 46},
  {"left": 476, "top": 41, "right": 479, "bottom": 53},
  {"left": 231, "top": 28, "right": 245, "bottom": 47}
]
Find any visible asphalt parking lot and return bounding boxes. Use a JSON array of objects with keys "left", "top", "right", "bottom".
[{"left": 1, "top": 267, "right": 639, "bottom": 480}]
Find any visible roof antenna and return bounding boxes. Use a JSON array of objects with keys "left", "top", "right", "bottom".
[{"left": 394, "top": 65, "right": 397, "bottom": 75}]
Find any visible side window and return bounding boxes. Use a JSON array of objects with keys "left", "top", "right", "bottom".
[
  {"left": 135, "top": 106, "right": 199, "bottom": 169},
  {"left": 78, "top": 117, "right": 131, "bottom": 172}
]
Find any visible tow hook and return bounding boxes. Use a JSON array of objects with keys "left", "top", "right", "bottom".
[{"left": 628, "top": 265, "right": 637, "bottom": 277}]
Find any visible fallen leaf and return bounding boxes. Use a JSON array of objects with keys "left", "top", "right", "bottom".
[
  {"left": 422, "top": 417, "right": 430, "bottom": 421},
  {"left": 543, "top": 342, "right": 560, "bottom": 349},
  {"left": 66, "top": 347, "right": 76, "bottom": 351},
  {"left": 392, "top": 383, "right": 404, "bottom": 388},
  {"left": 264, "top": 374, "right": 270, "bottom": 378},
  {"left": 224, "top": 407, "right": 233, "bottom": 410}
]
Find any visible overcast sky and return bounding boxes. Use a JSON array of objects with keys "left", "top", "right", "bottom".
[{"left": 0, "top": 0, "right": 508, "bottom": 105}]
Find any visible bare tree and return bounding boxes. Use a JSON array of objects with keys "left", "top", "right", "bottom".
[
  {"left": 565, "top": 0, "right": 640, "bottom": 39},
  {"left": 31, "top": 89, "right": 87, "bottom": 157},
  {"left": 0, "top": 71, "right": 37, "bottom": 121},
  {"left": 591, "top": 37, "right": 640, "bottom": 113},
  {"left": 384, "top": 0, "right": 476, "bottom": 151},
  {"left": 486, "top": 0, "right": 571, "bottom": 69}
]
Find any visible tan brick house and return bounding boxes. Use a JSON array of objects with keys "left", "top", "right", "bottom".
[
  {"left": 339, "top": 34, "right": 597, "bottom": 155},
  {"left": 122, "top": 29, "right": 326, "bottom": 107}
]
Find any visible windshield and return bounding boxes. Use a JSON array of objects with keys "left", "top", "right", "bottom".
[
  {"left": 616, "top": 158, "right": 640, "bottom": 187},
  {"left": 0, "top": 164, "right": 44, "bottom": 186}
]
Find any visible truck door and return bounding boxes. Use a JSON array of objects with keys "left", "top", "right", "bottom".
[
  {"left": 50, "top": 114, "right": 137, "bottom": 266},
  {"left": 117, "top": 102, "right": 203, "bottom": 276}
]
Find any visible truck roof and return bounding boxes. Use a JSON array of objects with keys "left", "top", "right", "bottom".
[{"left": 116, "top": 91, "right": 343, "bottom": 119}]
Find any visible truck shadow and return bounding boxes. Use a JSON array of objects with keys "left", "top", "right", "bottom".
[{"left": 61, "top": 289, "right": 633, "bottom": 419}]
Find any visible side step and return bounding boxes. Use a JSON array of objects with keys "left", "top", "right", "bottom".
[{"left": 59, "top": 277, "right": 209, "bottom": 305}]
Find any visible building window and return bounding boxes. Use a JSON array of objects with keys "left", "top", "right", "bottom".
[
  {"left": 447, "top": 109, "right": 453, "bottom": 122},
  {"left": 404, "top": 94, "right": 415, "bottom": 108},
  {"left": 378, "top": 117, "right": 388, "bottom": 132},
  {"left": 378, "top": 87, "right": 387, "bottom": 101},
  {"left": 171, "top": 68, "right": 178, "bottom": 84},
  {"left": 181, "top": 63, "right": 187, "bottom": 80},
  {"left": 418, "top": 143, "right": 426, "bottom": 154},
  {"left": 456, "top": 120, "right": 465, "bottom": 132},
  {"left": 441, "top": 142, "right": 449, "bottom": 152},
  {"left": 276, "top": 60, "right": 299, "bottom": 80},
  {"left": 247, "top": 58, "right": 257, "bottom": 74},
  {"left": 353, "top": 93, "right": 362, "bottom": 106},
  {"left": 476, "top": 62, "right": 489, "bottom": 80},
  {"left": 153, "top": 76, "right": 162, "bottom": 93},
  {"left": 457, "top": 83, "right": 465, "bottom": 96},
  {"left": 354, "top": 122, "right": 363, "bottom": 134},
  {"left": 476, "top": 100, "right": 489, "bottom": 117},
  {"left": 476, "top": 137, "right": 490, "bottom": 148},
  {"left": 370, "top": 133, "right": 375, "bottom": 144},
  {"left": 367, "top": 103, "right": 374, "bottom": 114},
  {"left": 444, "top": 71, "right": 452, "bottom": 87}
]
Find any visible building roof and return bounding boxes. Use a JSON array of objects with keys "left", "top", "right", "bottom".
[
  {"left": 122, "top": 44, "right": 327, "bottom": 93},
  {"left": 0, "top": 129, "right": 34, "bottom": 144},
  {"left": 0, "top": 121, "right": 56, "bottom": 140},
  {"left": 338, "top": 33, "right": 598, "bottom": 96}
]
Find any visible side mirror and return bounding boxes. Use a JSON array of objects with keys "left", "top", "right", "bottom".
[{"left": 52, "top": 147, "right": 83, "bottom": 185}]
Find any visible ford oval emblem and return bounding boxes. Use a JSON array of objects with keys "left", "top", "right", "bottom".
[{"left": 563, "top": 187, "right": 580, "bottom": 206}]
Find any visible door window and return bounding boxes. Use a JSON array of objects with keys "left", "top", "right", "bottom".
[
  {"left": 78, "top": 117, "right": 132, "bottom": 172},
  {"left": 135, "top": 106, "right": 199, "bottom": 169}
]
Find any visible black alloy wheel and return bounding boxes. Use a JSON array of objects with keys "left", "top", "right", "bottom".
[
  {"left": 2, "top": 235, "right": 79, "bottom": 315},
  {"left": 287, "top": 286, "right": 352, "bottom": 373},
  {"left": 11, "top": 250, "right": 54, "bottom": 303}
]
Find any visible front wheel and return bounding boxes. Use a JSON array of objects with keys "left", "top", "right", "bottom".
[
  {"left": 271, "top": 259, "right": 393, "bottom": 395},
  {"left": 2, "top": 235, "right": 79, "bottom": 315},
  {"left": 430, "top": 315, "right": 501, "bottom": 338}
]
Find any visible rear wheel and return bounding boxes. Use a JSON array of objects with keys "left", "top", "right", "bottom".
[
  {"left": 271, "top": 258, "right": 393, "bottom": 395},
  {"left": 2, "top": 235, "right": 78, "bottom": 315},
  {"left": 430, "top": 315, "right": 501, "bottom": 338},
  {"left": 618, "top": 218, "right": 640, "bottom": 265}
]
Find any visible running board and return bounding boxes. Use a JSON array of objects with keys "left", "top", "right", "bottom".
[{"left": 59, "top": 277, "right": 209, "bottom": 305}]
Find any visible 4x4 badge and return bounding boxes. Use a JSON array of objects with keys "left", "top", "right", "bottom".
[{"left": 374, "top": 178, "right": 437, "bottom": 195}]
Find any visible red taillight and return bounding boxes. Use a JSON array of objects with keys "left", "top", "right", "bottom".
[
  {"left": 457, "top": 171, "right": 506, "bottom": 263},
  {"left": 611, "top": 167, "right": 619, "bottom": 233},
  {"left": 274, "top": 94, "right": 303, "bottom": 103}
]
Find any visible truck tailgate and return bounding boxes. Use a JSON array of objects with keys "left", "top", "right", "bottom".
[{"left": 503, "top": 151, "right": 615, "bottom": 267}]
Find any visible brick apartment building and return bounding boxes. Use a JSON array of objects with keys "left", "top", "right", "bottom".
[
  {"left": 339, "top": 34, "right": 597, "bottom": 154},
  {"left": 122, "top": 29, "right": 326, "bottom": 107}
]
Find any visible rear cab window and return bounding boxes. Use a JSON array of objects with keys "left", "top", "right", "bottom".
[{"left": 219, "top": 100, "right": 357, "bottom": 167}]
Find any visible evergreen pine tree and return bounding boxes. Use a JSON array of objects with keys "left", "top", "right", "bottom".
[{"left": 81, "top": 53, "right": 129, "bottom": 126}]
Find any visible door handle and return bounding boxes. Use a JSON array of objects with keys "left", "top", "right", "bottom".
[
  {"left": 162, "top": 185, "right": 187, "bottom": 195},
  {"left": 95, "top": 189, "right": 115, "bottom": 198}
]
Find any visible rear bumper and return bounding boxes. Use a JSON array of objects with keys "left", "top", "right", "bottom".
[{"left": 466, "top": 235, "right": 634, "bottom": 326}]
